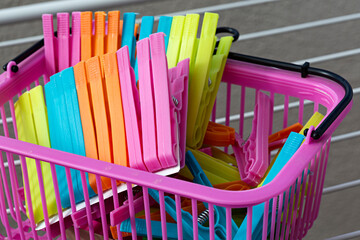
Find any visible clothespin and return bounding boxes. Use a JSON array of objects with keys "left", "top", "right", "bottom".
[
  {"left": 203, "top": 121, "right": 236, "bottom": 147},
  {"left": 45, "top": 73, "right": 82, "bottom": 207},
  {"left": 232, "top": 91, "right": 272, "bottom": 186},
  {"left": 150, "top": 33, "right": 178, "bottom": 168},
  {"left": 42, "top": 14, "right": 56, "bottom": 82},
  {"left": 166, "top": 16, "right": 185, "bottom": 68},
  {"left": 268, "top": 123, "right": 303, "bottom": 151},
  {"left": 168, "top": 58, "right": 190, "bottom": 168},
  {"left": 235, "top": 132, "right": 305, "bottom": 240},
  {"left": 103, "top": 52, "right": 128, "bottom": 168},
  {"left": 117, "top": 46, "right": 147, "bottom": 171},
  {"left": 137, "top": 37, "right": 162, "bottom": 172},
  {"left": 235, "top": 112, "right": 324, "bottom": 239},
  {"left": 213, "top": 180, "right": 251, "bottom": 191},
  {"left": 134, "top": 16, "right": 154, "bottom": 80},
  {"left": 15, "top": 86, "right": 57, "bottom": 223},
  {"left": 121, "top": 151, "right": 238, "bottom": 239},
  {"left": 57, "top": 13, "right": 70, "bottom": 71},
  {"left": 80, "top": 11, "right": 93, "bottom": 61},
  {"left": 177, "top": 14, "right": 199, "bottom": 72},
  {"left": 209, "top": 147, "right": 238, "bottom": 167},
  {"left": 157, "top": 16, "right": 173, "bottom": 51},
  {"left": 121, "top": 12, "right": 137, "bottom": 67},
  {"left": 71, "top": 12, "right": 81, "bottom": 66},
  {"left": 106, "top": 11, "right": 120, "bottom": 53},
  {"left": 180, "top": 148, "right": 241, "bottom": 185},
  {"left": 85, "top": 56, "right": 113, "bottom": 190}
]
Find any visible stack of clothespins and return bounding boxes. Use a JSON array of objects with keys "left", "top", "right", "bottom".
[{"left": 14, "top": 9, "right": 327, "bottom": 240}]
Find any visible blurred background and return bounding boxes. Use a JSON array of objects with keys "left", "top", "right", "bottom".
[{"left": 0, "top": 0, "right": 359, "bottom": 239}]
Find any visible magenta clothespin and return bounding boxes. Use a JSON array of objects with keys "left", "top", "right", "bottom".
[
  {"left": 168, "top": 58, "right": 189, "bottom": 168},
  {"left": 117, "top": 46, "right": 147, "bottom": 171},
  {"left": 150, "top": 32, "right": 178, "bottom": 168},
  {"left": 71, "top": 12, "right": 81, "bottom": 66},
  {"left": 42, "top": 14, "right": 56, "bottom": 83},
  {"left": 137, "top": 38, "right": 162, "bottom": 172},
  {"left": 57, "top": 13, "right": 70, "bottom": 71},
  {"left": 232, "top": 91, "right": 272, "bottom": 186}
]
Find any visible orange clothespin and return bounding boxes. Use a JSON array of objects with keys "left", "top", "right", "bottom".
[
  {"left": 268, "top": 123, "right": 303, "bottom": 151},
  {"left": 213, "top": 180, "right": 251, "bottom": 191},
  {"left": 203, "top": 121, "right": 235, "bottom": 147}
]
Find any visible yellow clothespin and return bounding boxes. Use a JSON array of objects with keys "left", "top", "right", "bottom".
[{"left": 166, "top": 16, "right": 185, "bottom": 68}]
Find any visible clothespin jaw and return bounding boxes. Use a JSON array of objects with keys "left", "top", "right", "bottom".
[
  {"left": 232, "top": 91, "right": 272, "bottom": 186},
  {"left": 203, "top": 121, "right": 236, "bottom": 147}
]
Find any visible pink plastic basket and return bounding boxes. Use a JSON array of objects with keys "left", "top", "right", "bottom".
[{"left": 0, "top": 40, "right": 353, "bottom": 239}]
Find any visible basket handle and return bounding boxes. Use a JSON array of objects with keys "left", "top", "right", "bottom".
[{"left": 226, "top": 52, "right": 353, "bottom": 140}]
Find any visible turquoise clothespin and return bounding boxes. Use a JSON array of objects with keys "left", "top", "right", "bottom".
[
  {"left": 157, "top": 16, "right": 173, "bottom": 51},
  {"left": 121, "top": 12, "right": 137, "bottom": 67}
]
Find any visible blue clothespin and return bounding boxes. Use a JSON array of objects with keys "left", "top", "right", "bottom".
[
  {"left": 234, "top": 132, "right": 305, "bottom": 240},
  {"left": 120, "top": 151, "right": 238, "bottom": 239},
  {"left": 157, "top": 16, "right": 173, "bottom": 52},
  {"left": 135, "top": 16, "right": 154, "bottom": 81},
  {"left": 60, "top": 67, "right": 96, "bottom": 199},
  {"left": 121, "top": 12, "right": 137, "bottom": 68}
]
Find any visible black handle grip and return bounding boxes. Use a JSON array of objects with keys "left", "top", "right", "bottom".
[{"left": 226, "top": 52, "right": 353, "bottom": 140}]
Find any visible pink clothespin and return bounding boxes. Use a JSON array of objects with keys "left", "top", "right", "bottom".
[
  {"left": 137, "top": 38, "right": 162, "bottom": 172},
  {"left": 57, "top": 13, "right": 70, "bottom": 71},
  {"left": 117, "top": 46, "right": 147, "bottom": 171},
  {"left": 71, "top": 12, "right": 81, "bottom": 66},
  {"left": 232, "top": 91, "right": 272, "bottom": 186},
  {"left": 150, "top": 33, "right": 178, "bottom": 168},
  {"left": 168, "top": 58, "right": 189, "bottom": 168},
  {"left": 42, "top": 14, "right": 56, "bottom": 83}
]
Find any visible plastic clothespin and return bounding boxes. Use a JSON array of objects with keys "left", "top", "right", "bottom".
[
  {"left": 94, "top": 12, "right": 106, "bottom": 57},
  {"left": 157, "top": 16, "right": 173, "bottom": 51},
  {"left": 45, "top": 73, "right": 82, "bottom": 207},
  {"left": 168, "top": 58, "right": 190, "bottom": 168},
  {"left": 71, "top": 12, "right": 81, "bottom": 66},
  {"left": 232, "top": 91, "right": 272, "bottom": 186},
  {"left": 150, "top": 33, "right": 178, "bottom": 168},
  {"left": 269, "top": 123, "right": 303, "bottom": 143},
  {"left": 129, "top": 151, "right": 238, "bottom": 239},
  {"left": 213, "top": 180, "right": 251, "bottom": 191},
  {"left": 185, "top": 12, "right": 219, "bottom": 149},
  {"left": 235, "top": 132, "right": 305, "bottom": 240},
  {"left": 203, "top": 121, "right": 236, "bottom": 147},
  {"left": 60, "top": 67, "right": 96, "bottom": 198},
  {"left": 80, "top": 11, "right": 93, "bottom": 61},
  {"left": 42, "top": 14, "right": 56, "bottom": 82},
  {"left": 137, "top": 38, "right": 162, "bottom": 172},
  {"left": 15, "top": 86, "right": 57, "bottom": 224},
  {"left": 177, "top": 14, "right": 199, "bottom": 72},
  {"left": 57, "top": 13, "right": 70, "bottom": 71},
  {"left": 103, "top": 52, "right": 128, "bottom": 169},
  {"left": 180, "top": 148, "right": 241, "bottom": 185},
  {"left": 121, "top": 13, "right": 137, "bottom": 67},
  {"left": 73, "top": 62, "right": 98, "bottom": 163},
  {"left": 268, "top": 123, "right": 303, "bottom": 151},
  {"left": 189, "top": 35, "right": 233, "bottom": 149},
  {"left": 134, "top": 16, "right": 154, "bottom": 80},
  {"left": 117, "top": 46, "right": 147, "bottom": 171},
  {"left": 85, "top": 56, "right": 113, "bottom": 191},
  {"left": 209, "top": 147, "right": 238, "bottom": 167},
  {"left": 106, "top": 11, "right": 120, "bottom": 53},
  {"left": 166, "top": 16, "right": 185, "bottom": 68}
]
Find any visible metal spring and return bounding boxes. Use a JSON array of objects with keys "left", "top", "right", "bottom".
[
  {"left": 124, "top": 188, "right": 142, "bottom": 201},
  {"left": 197, "top": 209, "right": 210, "bottom": 225}
]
